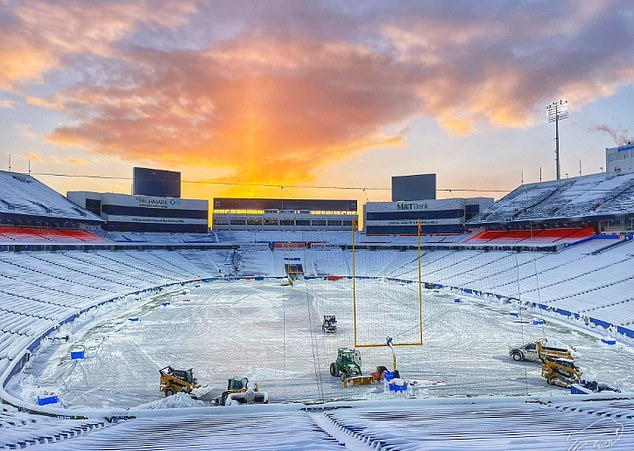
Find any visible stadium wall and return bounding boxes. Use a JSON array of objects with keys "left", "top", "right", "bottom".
[{"left": 606, "top": 142, "right": 634, "bottom": 176}]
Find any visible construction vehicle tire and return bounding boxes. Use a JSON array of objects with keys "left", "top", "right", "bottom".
[
  {"left": 330, "top": 362, "right": 339, "bottom": 377},
  {"left": 165, "top": 388, "right": 175, "bottom": 397},
  {"left": 512, "top": 352, "right": 523, "bottom": 361}
]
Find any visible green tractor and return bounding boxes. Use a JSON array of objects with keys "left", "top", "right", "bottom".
[{"left": 330, "top": 347, "right": 362, "bottom": 378}]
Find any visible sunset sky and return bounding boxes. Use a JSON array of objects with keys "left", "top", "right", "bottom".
[{"left": 1, "top": 0, "right": 633, "bottom": 209}]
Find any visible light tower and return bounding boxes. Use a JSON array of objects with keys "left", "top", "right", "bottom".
[{"left": 546, "top": 99, "right": 569, "bottom": 181}]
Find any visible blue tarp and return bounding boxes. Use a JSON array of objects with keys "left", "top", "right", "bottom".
[
  {"left": 590, "top": 317, "right": 612, "bottom": 330},
  {"left": 617, "top": 326, "right": 634, "bottom": 339}
]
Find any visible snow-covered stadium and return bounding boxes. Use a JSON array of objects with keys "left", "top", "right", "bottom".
[{"left": 2, "top": 169, "right": 634, "bottom": 450}]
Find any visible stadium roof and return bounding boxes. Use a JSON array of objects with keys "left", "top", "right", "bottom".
[
  {"left": 0, "top": 171, "right": 103, "bottom": 224},
  {"left": 469, "top": 172, "right": 634, "bottom": 227}
]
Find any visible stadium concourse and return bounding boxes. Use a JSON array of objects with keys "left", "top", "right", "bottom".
[{"left": 1, "top": 172, "right": 634, "bottom": 449}]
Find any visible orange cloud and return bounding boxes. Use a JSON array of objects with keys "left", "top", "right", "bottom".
[
  {"left": 26, "top": 152, "right": 44, "bottom": 163},
  {"left": 66, "top": 157, "right": 87, "bottom": 165},
  {"left": 0, "top": 99, "right": 15, "bottom": 109},
  {"left": 45, "top": 37, "right": 418, "bottom": 187},
  {"left": 0, "top": 0, "right": 197, "bottom": 90},
  {"left": 12, "top": 0, "right": 196, "bottom": 56},
  {"left": 0, "top": 31, "right": 55, "bottom": 89}
]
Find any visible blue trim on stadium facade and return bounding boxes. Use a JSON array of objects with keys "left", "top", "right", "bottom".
[
  {"left": 103, "top": 221, "right": 207, "bottom": 233},
  {"left": 467, "top": 213, "right": 633, "bottom": 229},
  {"left": 0, "top": 211, "right": 103, "bottom": 225},
  {"left": 214, "top": 197, "right": 357, "bottom": 212},
  {"left": 366, "top": 224, "right": 464, "bottom": 234},
  {"left": 366, "top": 209, "right": 464, "bottom": 221},
  {"left": 102, "top": 205, "right": 207, "bottom": 219}
]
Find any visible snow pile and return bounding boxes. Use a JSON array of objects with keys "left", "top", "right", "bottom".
[{"left": 131, "top": 392, "right": 205, "bottom": 410}]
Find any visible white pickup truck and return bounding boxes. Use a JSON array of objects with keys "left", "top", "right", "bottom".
[
  {"left": 509, "top": 341, "right": 540, "bottom": 361},
  {"left": 509, "top": 340, "right": 572, "bottom": 362}
]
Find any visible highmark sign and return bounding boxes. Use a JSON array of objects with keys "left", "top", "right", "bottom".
[
  {"left": 135, "top": 197, "right": 181, "bottom": 208},
  {"left": 396, "top": 202, "right": 429, "bottom": 211}
]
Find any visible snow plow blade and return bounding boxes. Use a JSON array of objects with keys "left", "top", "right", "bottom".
[
  {"left": 225, "top": 389, "right": 270, "bottom": 405},
  {"left": 214, "top": 377, "right": 270, "bottom": 406},
  {"left": 342, "top": 375, "right": 378, "bottom": 388},
  {"left": 190, "top": 386, "right": 224, "bottom": 401}
]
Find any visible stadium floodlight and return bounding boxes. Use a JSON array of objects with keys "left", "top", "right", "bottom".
[{"left": 546, "top": 99, "right": 569, "bottom": 181}]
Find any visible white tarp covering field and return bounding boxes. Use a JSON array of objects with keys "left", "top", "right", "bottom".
[{"left": 9, "top": 278, "right": 634, "bottom": 410}]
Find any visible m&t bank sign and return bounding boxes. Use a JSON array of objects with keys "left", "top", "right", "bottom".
[{"left": 396, "top": 202, "right": 429, "bottom": 211}]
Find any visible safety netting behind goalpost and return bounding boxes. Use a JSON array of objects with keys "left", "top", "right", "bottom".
[{"left": 350, "top": 248, "right": 423, "bottom": 347}]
